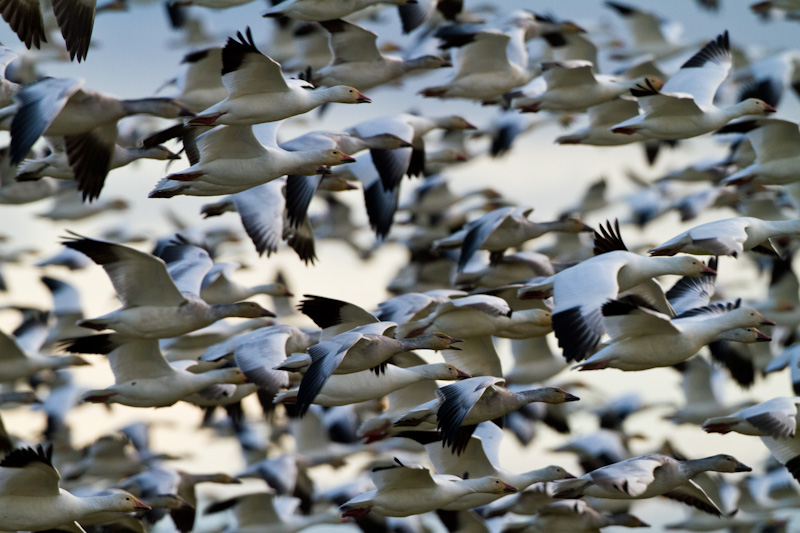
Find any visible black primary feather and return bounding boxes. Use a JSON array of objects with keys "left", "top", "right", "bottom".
[
  {"left": 593, "top": 219, "right": 627, "bottom": 255},
  {"left": 681, "top": 31, "right": 730, "bottom": 69},
  {"left": 221, "top": 27, "right": 259, "bottom": 77},
  {"left": 0, "top": 444, "right": 53, "bottom": 468}
]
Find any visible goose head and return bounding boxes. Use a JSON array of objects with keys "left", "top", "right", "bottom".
[
  {"left": 535, "top": 465, "right": 577, "bottom": 481},
  {"left": 557, "top": 217, "right": 594, "bottom": 233},
  {"left": 103, "top": 491, "right": 152, "bottom": 512},
  {"left": 319, "top": 176, "right": 358, "bottom": 191},
  {"left": 717, "top": 327, "right": 771, "bottom": 343},
  {"left": 408, "top": 55, "right": 452, "bottom": 69},
  {"left": 130, "top": 97, "right": 196, "bottom": 118},
  {"left": 361, "top": 133, "right": 414, "bottom": 150},
  {"left": 438, "top": 115, "right": 477, "bottom": 130},
  {"left": 731, "top": 98, "right": 777, "bottom": 118},
  {"left": 703, "top": 454, "right": 752, "bottom": 473},
  {"left": 415, "top": 332, "right": 464, "bottom": 350},
  {"left": 479, "top": 476, "right": 519, "bottom": 494},
  {"left": 423, "top": 363, "right": 471, "bottom": 380},
  {"left": 521, "top": 387, "right": 580, "bottom": 404},
  {"left": 222, "top": 301, "right": 276, "bottom": 318},
  {"left": 137, "top": 145, "right": 182, "bottom": 161},
  {"left": 329, "top": 86, "right": 371, "bottom": 104},
  {"left": 734, "top": 307, "right": 775, "bottom": 326},
  {"left": 214, "top": 367, "right": 248, "bottom": 385},
  {"left": 666, "top": 256, "right": 718, "bottom": 277},
  {"left": 315, "top": 149, "right": 357, "bottom": 167}
]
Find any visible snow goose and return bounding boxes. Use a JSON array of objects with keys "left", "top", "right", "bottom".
[
  {"left": 556, "top": 97, "right": 649, "bottom": 146},
  {"left": 649, "top": 216, "right": 800, "bottom": 257},
  {"left": 515, "top": 500, "right": 649, "bottom": 532},
  {"left": 721, "top": 119, "right": 800, "bottom": 186},
  {"left": 604, "top": 1, "right": 689, "bottom": 60},
  {"left": 511, "top": 61, "right": 663, "bottom": 113},
  {"left": 551, "top": 453, "right": 751, "bottom": 516},
  {"left": 346, "top": 112, "right": 476, "bottom": 191},
  {"left": 396, "top": 294, "right": 514, "bottom": 339},
  {"left": 186, "top": 28, "right": 370, "bottom": 127},
  {"left": 63, "top": 234, "right": 274, "bottom": 338},
  {"left": 574, "top": 297, "right": 773, "bottom": 371},
  {"left": 205, "top": 490, "right": 340, "bottom": 533},
  {"left": 149, "top": 123, "right": 356, "bottom": 198},
  {"left": 313, "top": 19, "right": 450, "bottom": 92},
  {"left": 200, "top": 262, "right": 292, "bottom": 305},
  {"left": 16, "top": 140, "right": 180, "bottom": 201},
  {"left": 0, "top": 445, "right": 151, "bottom": 531},
  {"left": 294, "top": 322, "right": 462, "bottom": 415},
  {"left": 420, "top": 29, "right": 536, "bottom": 103},
  {"left": 610, "top": 32, "right": 777, "bottom": 140},
  {"left": 0, "top": 325, "right": 88, "bottom": 382},
  {"left": 517, "top": 245, "right": 716, "bottom": 362},
  {"left": 0, "top": 0, "right": 97, "bottom": 61},
  {"left": 262, "top": 0, "right": 413, "bottom": 21},
  {"left": 63, "top": 334, "right": 247, "bottom": 407},
  {"left": 339, "top": 458, "right": 518, "bottom": 517},
  {"left": 406, "top": 423, "right": 575, "bottom": 510},
  {"left": 275, "top": 362, "right": 469, "bottom": 407},
  {"left": 36, "top": 187, "right": 130, "bottom": 222},
  {"left": 432, "top": 206, "right": 592, "bottom": 271},
  {"left": 433, "top": 376, "right": 579, "bottom": 453},
  {"left": 703, "top": 397, "right": 800, "bottom": 437},
  {"left": 6, "top": 77, "right": 194, "bottom": 201},
  {"left": 201, "top": 324, "right": 319, "bottom": 366}
]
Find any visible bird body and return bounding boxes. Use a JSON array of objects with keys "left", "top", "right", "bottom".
[
  {"left": 64, "top": 234, "right": 274, "bottom": 338},
  {"left": 340, "top": 461, "right": 518, "bottom": 517},
  {"left": 649, "top": 216, "right": 800, "bottom": 257},
  {"left": 65, "top": 335, "right": 247, "bottom": 407},
  {"left": 576, "top": 302, "right": 773, "bottom": 371},
  {"left": 552, "top": 453, "right": 750, "bottom": 515},
  {"left": 276, "top": 363, "right": 469, "bottom": 406},
  {"left": 512, "top": 61, "right": 663, "bottom": 113},
  {"left": 186, "top": 29, "right": 369, "bottom": 128},
  {"left": 610, "top": 32, "right": 776, "bottom": 140},
  {"left": 149, "top": 125, "right": 356, "bottom": 198},
  {"left": 0, "top": 446, "right": 150, "bottom": 530},
  {"left": 262, "top": 0, "right": 411, "bottom": 21},
  {"left": 519, "top": 251, "right": 715, "bottom": 362}
]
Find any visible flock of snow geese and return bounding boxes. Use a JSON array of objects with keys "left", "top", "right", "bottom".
[{"left": 4, "top": 0, "right": 800, "bottom": 531}]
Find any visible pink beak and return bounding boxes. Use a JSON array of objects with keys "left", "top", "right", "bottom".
[
  {"left": 341, "top": 153, "right": 357, "bottom": 163},
  {"left": 701, "top": 265, "right": 717, "bottom": 275},
  {"left": 134, "top": 498, "right": 152, "bottom": 511},
  {"left": 356, "top": 92, "right": 371, "bottom": 103}
]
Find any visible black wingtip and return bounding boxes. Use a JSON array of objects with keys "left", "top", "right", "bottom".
[
  {"left": 681, "top": 30, "right": 730, "bottom": 69},
  {"left": 593, "top": 219, "right": 627, "bottom": 255},
  {"left": 0, "top": 444, "right": 53, "bottom": 468}
]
